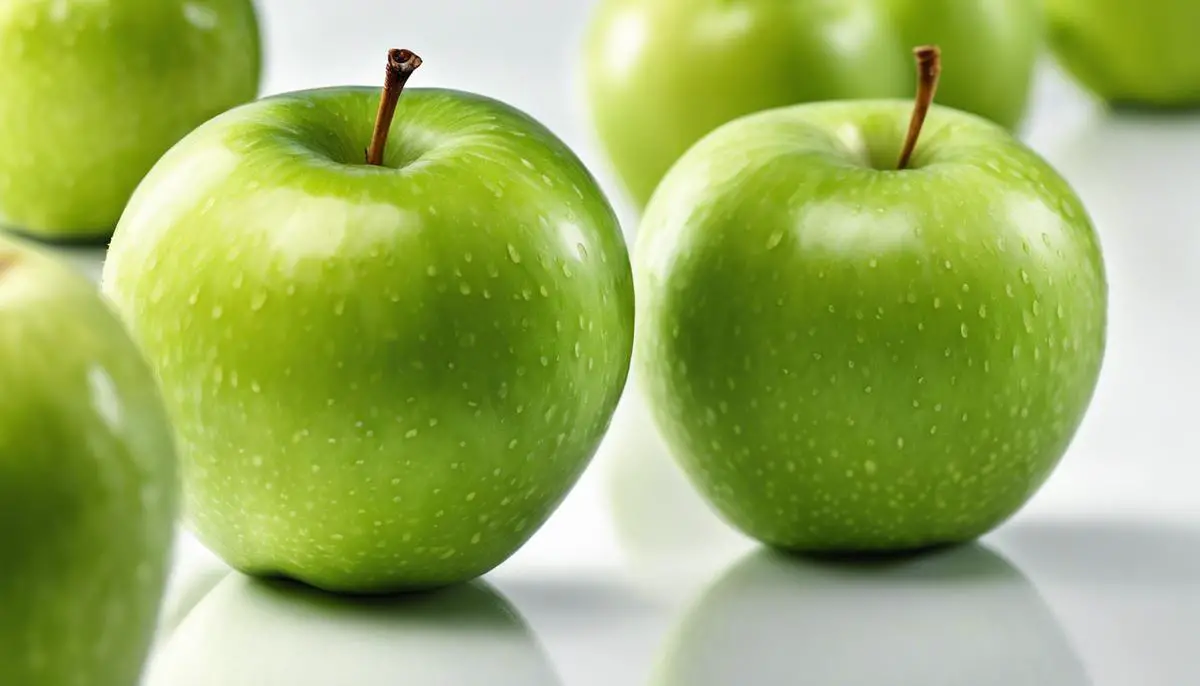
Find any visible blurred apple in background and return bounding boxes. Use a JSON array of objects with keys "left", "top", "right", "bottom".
[
  {"left": 0, "top": 0, "right": 262, "bottom": 243},
  {"left": 655, "top": 546, "right": 1090, "bottom": 685},
  {"left": 634, "top": 48, "right": 1108, "bottom": 553},
  {"left": 1046, "top": 0, "right": 1200, "bottom": 109},
  {"left": 103, "top": 53, "right": 635, "bottom": 594},
  {"left": 0, "top": 237, "right": 177, "bottom": 685},
  {"left": 582, "top": 0, "right": 910, "bottom": 209},
  {"left": 145, "top": 574, "right": 561, "bottom": 686},
  {"left": 887, "top": 0, "right": 1043, "bottom": 131}
]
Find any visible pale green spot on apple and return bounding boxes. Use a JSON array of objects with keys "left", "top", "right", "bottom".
[
  {"left": 634, "top": 53, "right": 1107, "bottom": 553},
  {"left": 1047, "top": 0, "right": 1200, "bottom": 108},
  {"left": 0, "top": 0, "right": 261, "bottom": 241},
  {"left": 0, "top": 236, "right": 177, "bottom": 685},
  {"left": 583, "top": 0, "right": 1044, "bottom": 210},
  {"left": 103, "top": 58, "right": 635, "bottom": 593}
]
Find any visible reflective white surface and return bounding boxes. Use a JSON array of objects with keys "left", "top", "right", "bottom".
[{"left": 46, "top": 1, "right": 1200, "bottom": 684}]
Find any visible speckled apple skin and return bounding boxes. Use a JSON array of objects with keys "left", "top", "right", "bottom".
[
  {"left": 0, "top": 0, "right": 261, "bottom": 240},
  {"left": 635, "top": 101, "right": 1107, "bottom": 553},
  {"left": 102, "top": 87, "right": 635, "bottom": 593},
  {"left": 0, "top": 237, "right": 177, "bottom": 686}
]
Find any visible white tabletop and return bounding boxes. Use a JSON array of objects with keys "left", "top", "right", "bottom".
[{"left": 51, "top": 2, "right": 1200, "bottom": 683}]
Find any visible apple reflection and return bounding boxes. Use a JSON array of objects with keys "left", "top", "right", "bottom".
[
  {"left": 597, "top": 372, "right": 752, "bottom": 597},
  {"left": 144, "top": 573, "right": 561, "bottom": 686},
  {"left": 654, "top": 544, "right": 1089, "bottom": 686}
]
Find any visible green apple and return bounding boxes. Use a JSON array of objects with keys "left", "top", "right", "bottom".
[
  {"left": 634, "top": 51, "right": 1108, "bottom": 553},
  {"left": 146, "top": 573, "right": 561, "bottom": 685},
  {"left": 102, "top": 51, "right": 635, "bottom": 594},
  {"left": 0, "top": 0, "right": 261, "bottom": 241},
  {"left": 582, "top": 0, "right": 911, "bottom": 209},
  {"left": 656, "top": 546, "right": 1089, "bottom": 685},
  {"left": 0, "top": 236, "right": 177, "bottom": 685},
  {"left": 887, "top": 0, "right": 1043, "bottom": 130},
  {"left": 1046, "top": 0, "right": 1200, "bottom": 108}
]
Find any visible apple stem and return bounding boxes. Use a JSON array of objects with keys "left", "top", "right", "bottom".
[
  {"left": 366, "top": 49, "right": 423, "bottom": 167},
  {"left": 896, "top": 45, "right": 942, "bottom": 171}
]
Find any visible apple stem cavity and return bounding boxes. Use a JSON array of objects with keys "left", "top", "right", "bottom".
[
  {"left": 366, "top": 48, "right": 424, "bottom": 167},
  {"left": 896, "top": 45, "right": 942, "bottom": 171}
]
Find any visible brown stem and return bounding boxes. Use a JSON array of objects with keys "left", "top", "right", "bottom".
[
  {"left": 366, "top": 49, "right": 423, "bottom": 166},
  {"left": 896, "top": 45, "right": 941, "bottom": 171}
]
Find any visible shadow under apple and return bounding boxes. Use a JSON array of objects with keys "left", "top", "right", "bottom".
[
  {"left": 653, "top": 544, "right": 1090, "bottom": 686},
  {"left": 992, "top": 519, "right": 1200, "bottom": 685},
  {"left": 144, "top": 572, "right": 562, "bottom": 686}
]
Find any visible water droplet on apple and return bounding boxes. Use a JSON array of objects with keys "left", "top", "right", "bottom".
[
  {"left": 1020, "top": 269, "right": 1031, "bottom": 284},
  {"left": 960, "top": 323, "right": 969, "bottom": 338},
  {"left": 459, "top": 282, "right": 472, "bottom": 295},
  {"left": 250, "top": 292, "right": 267, "bottom": 311},
  {"left": 507, "top": 244, "right": 522, "bottom": 263},
  {"left": 765, "top": 230, "right": 784, "bottom": 250},
  {"left": 334, "top": 299, "right": 346, "bottom": 315},
  {"left": 539, "top": 285, "right": 550, "bottom": 297},
  {"left": 211, "top": 305, "right": 223, "bottom": 319}
]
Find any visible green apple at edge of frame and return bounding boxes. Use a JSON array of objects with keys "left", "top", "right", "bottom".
[
  {"left": 0, "top": 236, "right": 178, "bottom": 685},
  {"left": 582, "top": 0, "right": 911, "bottom": 209},
  {"left": 1046, "top": 0, "right": 1200, "bottom": 108},
  {"left": 102, "top": 51, "right": 636, "bottom": 594},
  {"left": 0, "top": 0, "right": 262, "bottom": 242},
  {"left": 634, "top": 52, "right": 1108, "bottom": 553},
  {"left": 886, "top": 0, "right": 1043, "bottom": 131}
]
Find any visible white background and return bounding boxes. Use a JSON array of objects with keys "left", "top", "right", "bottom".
[{"left": 54, "top": 1, "right": 1200, "bottom": 684}]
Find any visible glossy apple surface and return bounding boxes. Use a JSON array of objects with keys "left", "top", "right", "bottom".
[
  {"left": 0, "top": 0, "right": 261, "bottom": 241},
  {"left": 635, "top": 101, "right": 1107, "bottom": 552},
  {"left": 583, "top": 0, "right": 910, "bottom": 209},
  {"left": 1046, "top": 0, "right": 1200, "bottom": 108},
  {"left": 888, "top": 0, "right": 1043, "bottom": 130},
  {"left": 103, "top": 86, "right": 635, "bottom": 593},
  {"left": 0, "top": 237, "right": 177, "bottom": 685}
]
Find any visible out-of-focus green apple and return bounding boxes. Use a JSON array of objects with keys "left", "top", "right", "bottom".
[
  {"left": 103, "top": 52, "right": 635, "bottom": 594},
  {"left": 1046, "top": 0, "right": 1200, "bottom": 108},
  {"left": 635, "top": 51, "right": 1107, "bottom": 553},
  {"left": 655, "top": 546, "right": 1089, "bottom": 685},
  {"left": 145, "top": 574, "right": 562, "bottom": 686},
  {"left": 583, "top": 0, "right": 910, "bottom": 209},
  {"left": 0, "top": 237, "right": 177, "bottom": 685},
  {"left": 0, "top": 0, "right": 261, "bottom": 241},
  {"left": 887, "top": 0, "right": 1043, "bottom": 130}
]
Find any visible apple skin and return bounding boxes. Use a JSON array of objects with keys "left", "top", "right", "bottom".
[
  {"left": 1046, "top": 0, "right": 1200, "bottom": 108},
  {"left": 0, "top": 0, "right": 261, "bottom": 241},
  {"left": 654, "top": 546, "right": 1089, "bottom": 685},
  {"left": 634, "top": 101, "right": 1107, "bottom": 553},
  {"left": 0, "top": 237, "right": 177, "bottom": 685},
  {"left": 887, "top": 0, "right": 1043, "bottom": 131},
  {"left": 583, "top": 0, "right": 910, "bottom": 210},
  {"left": 102, "top": 87, "right": 635, "bottom": 593}
]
